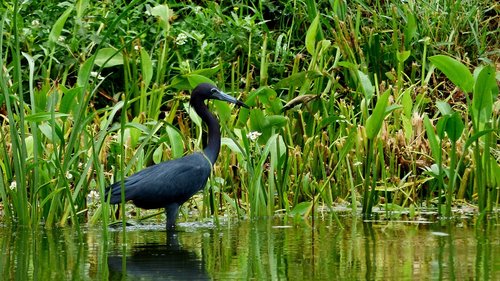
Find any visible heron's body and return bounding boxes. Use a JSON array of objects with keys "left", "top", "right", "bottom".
[
  {"left": 105, "top": 83, "right": 247, "bottom": 229},
  {"left": 108, "top": 153, "right": 211, "bottom": 206}
]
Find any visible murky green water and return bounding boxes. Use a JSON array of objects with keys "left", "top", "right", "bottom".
[{"left": 0, "top": 217, "right": 499, "bottom": 280}]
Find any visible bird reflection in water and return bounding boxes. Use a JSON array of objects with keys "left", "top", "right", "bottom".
[{"left": 107, "top": 231, "right": 209, "bottom": 280}]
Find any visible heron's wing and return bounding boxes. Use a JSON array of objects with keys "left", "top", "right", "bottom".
[{"left": 106, "top": 153, "right": 212, "bottom": 208}]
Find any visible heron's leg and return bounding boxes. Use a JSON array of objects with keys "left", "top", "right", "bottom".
[{"left": 165, "top": 203, "right": 180, "bottom": 230}]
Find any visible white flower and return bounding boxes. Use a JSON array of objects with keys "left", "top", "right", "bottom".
[
  {"left": 9, "top": 181, "right": 16, "bottom": 190},
  {"left": 66, "top": 171, "right": 73, "bottom": 180},
  {"left": 175, "top": 33, "right": 188, "bottom": 45},
  {"left": 246, "top": 131, "right": 262, "bottom": 141},
  {"left": 32, "top": 19, "right": 40, "bottom": 27},
  {"left": 90, "top": 71, "right": 105, "bottom": 80},
  {"left": 87, "top": 190, "right": 100, "bottom": 201}
]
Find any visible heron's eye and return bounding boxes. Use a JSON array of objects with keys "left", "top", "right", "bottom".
[{"left": 210, "top": 88, "right": 218, "bottom": 94}]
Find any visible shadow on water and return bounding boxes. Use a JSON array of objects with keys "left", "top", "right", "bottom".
[
  {"left": 107, "top": 231, "right": 209, "bottom": 280},
  {"left": 0, "top": 216, "right": 499, "bottom": 280}
]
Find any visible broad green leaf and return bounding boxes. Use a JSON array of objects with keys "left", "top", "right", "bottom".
[
  {"left": 245, "top": 86, "right": 282, "bottom": 114},
  {"left": 94, "top": 48, "right": 123, "bottom": 68},
  {"left": 366, "top": 89, "right": 390, "bottom": 139},
  {"left": 166, "top": 126, "right": 184, "bottom": 159},
  {"left": 423, "top": 114, "right": 440, "bottom": 161},
  {"left": 140, "top": 48, "right": 153, "bottom": 89},
  {"left": 401, "top": 115, "right": 413, "bottom": 140},
  {"left": 153, "top": 144, "right": 164, "bottom": 164},
  {"left": 358, "top": 70, "right": 374, "bottom": 100},
  {"left": 48, "top": 6, "right": 73, "bottom": 49},
  {"left": 60, "top": 87, "right": 82, "bottom": 115},
  {"left": 472, "top": 64, "right": 495, "bottom": 129},
  {"left": 249, "top": 110, "right": 287, "bottom": 144},
  {"left": 305, "top": 14, "right": 320, "bottom": 55},
  {"left": 151, "top": 4, "right": 171, "bottom": 32},
  {"left": 25, "top": 135, "right": 34, "bottom": 158},
  {"left": 401, "top": 88, "right": 412, "bottom": 118},
  {"left": 75, "top": 0, "right": 89, "bottom": 18},
  {"left": 266, "top": 115, "right": 288, "bottom": 127},
  {"left": 489, "top": 158, "right": 500, "bottom": 187},
  {"left": 221, "top": 137, "right": 245, "bottom": 155},
  {"left": 404, "top": 7, "right": 417, "bottom": 46},
  {"left": 436, "top": 116, "right": 447, "bottom": 139},
  {"left": 171, "top": 74, "right": 214, "bottom": 90},
  {"left": 397, "top": 50, "right": 411, "bottom": 63},
  {"left": 184, "top": 102, "right": 202, "bottom": 127},
  {"left": 213, "top": 100, "right": 232, "bottom": 123},
  {"left": 429, "top": 55, "right": 473, "bottom": 93},
  {"left": 187, "top": 74, "right": 214, "bottom": 88},
  {"left": 445, "top": 112, "right": 464, "bottom": 142},
  {"left": 290, "top": 201, "right": 312, "bottom": 216},
  {"left": 77, "top": 56, "right": 94, "bottom": 86},
  {"left": 39, "top": 123, "right": 56, "bottom": 143},
  {"left": 436, "top": 100, "right": 452, "bottom": 116},
  {"left": 126, "top": 120, "right": 141, "bottom": 148}
]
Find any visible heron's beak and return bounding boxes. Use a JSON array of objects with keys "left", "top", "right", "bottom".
[{"left": 212, "top": 88, "right": 250, "bottom": 108}]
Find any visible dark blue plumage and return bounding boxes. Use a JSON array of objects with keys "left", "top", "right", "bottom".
[{"left": 106, "top": 83, "right": 248, "bottom": 229}]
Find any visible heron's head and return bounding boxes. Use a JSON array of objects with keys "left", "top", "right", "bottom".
[{"left": 192, "top": 83, "right": 249, "bottom": 108}]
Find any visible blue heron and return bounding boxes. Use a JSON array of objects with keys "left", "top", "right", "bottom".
[{"left": 106, "top": 83, "right": 248, "bottom": 229}]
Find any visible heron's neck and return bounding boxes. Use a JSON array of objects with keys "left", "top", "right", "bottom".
[{"left": 193, "top": 101, "right": 220, "bottom": 165}]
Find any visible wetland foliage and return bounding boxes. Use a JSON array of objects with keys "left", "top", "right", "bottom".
[{"left": 0, "top": 0, "right": 499, "bottom": 227}]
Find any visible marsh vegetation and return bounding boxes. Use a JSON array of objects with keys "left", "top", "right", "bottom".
[{"left": 0, "top": 0, "right": 498, "bottom": 227}]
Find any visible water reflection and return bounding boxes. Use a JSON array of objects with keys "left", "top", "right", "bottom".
[
  {"left": 0, "top": 216, "right": 498, "bottom": 280},
  {"left": 107, "top": 231, "right": 208, "bottom": 280}
]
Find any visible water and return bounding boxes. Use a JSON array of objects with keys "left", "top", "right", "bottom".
[{"left": 0, "top": 216, "right": 499, "bottom": 280}]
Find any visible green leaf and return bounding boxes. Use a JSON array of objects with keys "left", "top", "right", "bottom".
[
  {"left": 25, "top": 112, "right": 70, "bottom": 122},
  {"left": 404, "top": 7, "right": 417, "bottom": 46},
  {"left": 436, "top": 100, "right": 452, "bottom": 116},
  {"left": 397, "top": 50, "right": 411, "bottom": 63},
  {"left": 290, "top": 202, "right": 312, "bottom": 216},
  {"left": 358, "top": 70, "right": 374, "bottom": 100},
  {"left": 401, "top": 88, "right": 412, "bottom": 118},
  {"left": 166, "top": 126, "right": 184, "bottom": 159},
  {"left": 436, "top": 116, "right": 447, "bottom": 139},
  {"left": 153, "top": 144, "right": 164, "bottom": 164},
  {"left": 151, "top": 4, "right": 171, "bottom": 32},
  {"left": 472, "top": 64, "right": 496, "bottom": 129},
  {"left": 94, "top": 48, "right": 123, "bottom": 68},
  {"left": 305, "top": 14, "right": 320, "bottom": 55},
  {"left": 170, "top": 74, "right": 214, "bottom": 91},
  {"left": 191, "top": 65, "right": 221, "bottom": 77},
  {"left": 401, "top": 115, "right": 413, "bottom": 140},
  {"left": 445, "top": 112, "right": 464, "bottom": 142},
  {"left": 60, "top": 87, "right": 82, "bottom": 115},
  {"left": 423, "top": 114, "right": 440, "bottom": 161},
  {"left": 48, "top": 6, "right": 73, "bottom": 49},
  {"left": 366, "top": 89, "right": 390, "bottom": 140},
  {"left": 140, "top": 49, "right": 153, "bottom": 89},
  {"left": 221, "top": 137, "right": 245, "bottom": 155},
  {"left": 429, "top": 55, "right": 473, "bottom": 93},
  {"left": 245, "top": 86, "right": 282, "bottom": 114},
  {"left": 77, "top": 57, "right": 94, "bottom": 87}
]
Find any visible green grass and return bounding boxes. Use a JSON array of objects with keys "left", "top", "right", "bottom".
[{"left": 0, "top": 0, "right": 498, "bottom": 227}]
